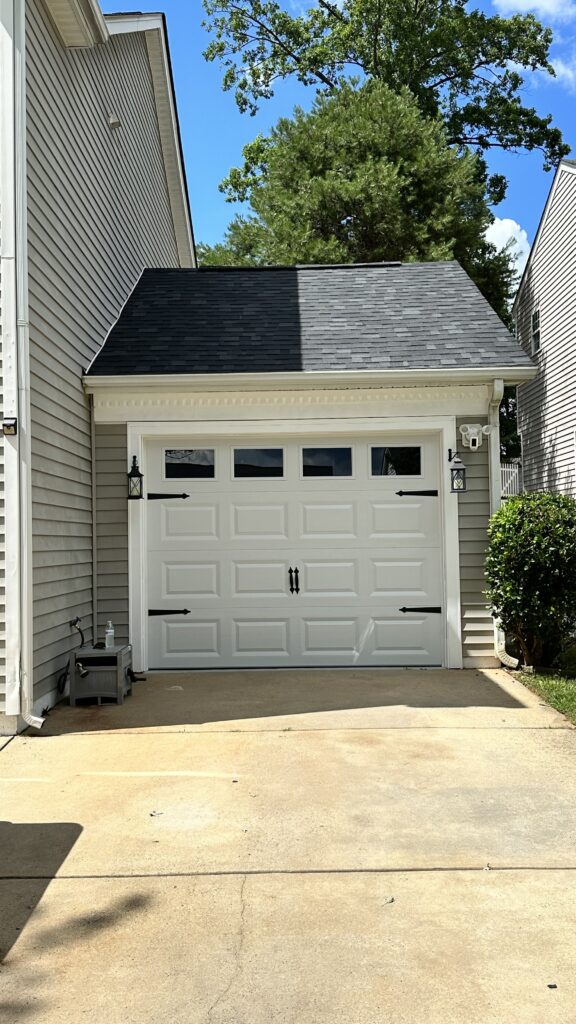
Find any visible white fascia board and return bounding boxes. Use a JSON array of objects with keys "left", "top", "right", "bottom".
[
  {"left": 513, "top": 160, "right": 576, "bottom": 313},
  {"left": 105, "top": 14, "right": 195, "bottom": 267},
  {"left": 106, "top": 13, "right": 165, "bottom": 34},
  {"left": 83, "top": 365, "right": 538, "bottom": 394}
]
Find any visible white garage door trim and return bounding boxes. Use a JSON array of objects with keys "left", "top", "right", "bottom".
[{"left": 127, "top": 417, "right": 462, "bottom": 671}]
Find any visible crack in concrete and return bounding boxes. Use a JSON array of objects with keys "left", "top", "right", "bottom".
[{"left": 206, "top": 874, "right": 247, "bottom": 1023}]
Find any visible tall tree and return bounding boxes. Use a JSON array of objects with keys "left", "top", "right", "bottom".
[
  {"left": 199, "top": 82, "right": 518, "bottom": 321},
  {"left": 202, "top": 0, "right": 568, "bottom": 192}
]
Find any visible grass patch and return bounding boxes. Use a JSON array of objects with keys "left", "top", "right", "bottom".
[{"left": 520, "top": 672, "right": 576, "bottom": 726}]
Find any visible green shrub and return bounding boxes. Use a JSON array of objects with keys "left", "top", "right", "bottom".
[{"left": 485, "top": 492, "right": 576, "bottom": 667}]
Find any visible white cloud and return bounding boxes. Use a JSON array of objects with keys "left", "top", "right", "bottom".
[
  {"left": 494, "top": 0, "right": 576, "bottom": 21},
  {"left": 485, "top": 217, "right": 531, "bottom": 275},
  {"left": 552, "top": 56, "right": 576, "bottom": 90}
]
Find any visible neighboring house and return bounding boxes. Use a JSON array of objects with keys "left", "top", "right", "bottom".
[
  {"left": 0, "top": 0, "right": 194, "bottom": 733},
  {"left": 82, "top": 262, "right": 534, "bottom": 681},
  {"left": 514, "top": 159, "right": 576, "bottom": 494}
]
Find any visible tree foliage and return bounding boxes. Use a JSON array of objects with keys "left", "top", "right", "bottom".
[
  {"left": 199, "top": 82, "right": 518, "bottom": 320},
  {"left": 202, "top": 0, "right": 568, "bottom": 181},
  {"left": 486, "top": 493, "right": 576, "bottom": 667}
]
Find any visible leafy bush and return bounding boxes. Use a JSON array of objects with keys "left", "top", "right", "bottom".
[{"left": 486, "top": 492, "right": 576, "bottom": 667}]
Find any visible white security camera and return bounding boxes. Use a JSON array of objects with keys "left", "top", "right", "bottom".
[{"left": 459, "top": 424, "right": 492, "bottom": 451}]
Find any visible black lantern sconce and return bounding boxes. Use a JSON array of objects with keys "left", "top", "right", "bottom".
[
  {"left": 448, "top": 449, "right": 467, "bottom": 493},
  {"left": 128, "top": 455, "right": 144, "bottom": 500}
]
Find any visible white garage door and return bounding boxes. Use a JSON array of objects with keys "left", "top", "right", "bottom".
[{"left": 146, "top": 436, "right": 444, "bottom": 668}]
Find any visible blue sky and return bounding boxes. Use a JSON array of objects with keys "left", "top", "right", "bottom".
[{"left": 103, "top": 0, "right": 576, "bottom": 268}]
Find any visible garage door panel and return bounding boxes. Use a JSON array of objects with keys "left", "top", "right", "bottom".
[
  {"left": 162, "top": 562, "right": 220, "bottom": 600},
  {"left": 233, "top": 561, "right": 289, "bottom": 597},
  {"left": 370, "top": 501, "right": 439, "bottom": 544},
  {"left": 160, "top": 504, "right": 220, "bottom": 543},
  {"left": 162, "top": 619, "right": 220, "bottom": 657},
  {"left": 300, "top": 560, "right": 358, "bottom": 597},
  {"left": 233, "top": 619, "right": 290, "bottom": 656},
  {"left": 232, "top": 504, "right": 288, "bottom": 540},
  {"left": 370, "top": 552, "right": 441, "bottom": 602},
  {"left": 370, "top": 615, "right": 441, "bottom": 662},
  {"left": 301, "top": 503, "right": 357, "bottom": 539},
  {"left": 303, "top": 618, "right": 358, "bottom": 654}
]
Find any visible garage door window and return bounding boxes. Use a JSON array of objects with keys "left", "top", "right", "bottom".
[
  {"left": 165, "top": 449, "right": 215, "bottom": 479},
  {"left": 234, "top": 448, "right": 284, "bottom": 477},
  {"left": 371, "top": 446, "right": 421, "bottom": 476},
  {"left": 302, "top": 447, "right": 353, "bottom": 477}
]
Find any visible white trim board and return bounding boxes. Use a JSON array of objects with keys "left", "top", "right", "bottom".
[
  {"left": 127, "top": 417, "right": 463, "bottom": 672},
  {"left": 90, "top": 383, "right": 496, "bottom": 425}
]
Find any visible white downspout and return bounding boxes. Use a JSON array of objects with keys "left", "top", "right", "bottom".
[
  {"left": 488, "top": 378, "right": 519, "bottom": 669},
  {"left": 488, "top": 378, "right": 504, "bottom": 515},
  {"left": 0, "top": 0, "right": 43, "bottom": 727}
]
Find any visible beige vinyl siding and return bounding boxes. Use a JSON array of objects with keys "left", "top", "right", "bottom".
[
  {"left": 456, "top": 416, "right": 495, "bottom": 667},
  {"left": 516, "top": 166, "right": 576, "bottom": 495},
  {"left": 26, "top": 0, "right": 181, "bottom": 702},
  {"left": 95, "top": 424, "right": 128, "bottom": 645}
]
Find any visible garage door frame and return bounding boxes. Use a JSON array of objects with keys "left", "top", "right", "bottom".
[{"left": 127, "top": 416, "right": 462, "bottom": 671}]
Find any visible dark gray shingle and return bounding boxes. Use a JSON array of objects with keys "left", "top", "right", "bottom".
[{"left": 87, "top": 262, "right": 532, "bottom": 375}]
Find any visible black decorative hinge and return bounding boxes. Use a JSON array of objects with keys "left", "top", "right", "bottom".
[
  {"left": 395, "top": 490, "right": 438, "bottom": 497},
  {"left": 147, "top": 493, "right": 190, "bottom": 500},
  {"left": 148, "top": 608, "right": 191, "bottom": 616},
  {"left": 399, "top": 606, "right": 442, "bottom": 614}
]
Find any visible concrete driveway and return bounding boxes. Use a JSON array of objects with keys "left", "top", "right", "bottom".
[{"left": 1, "top": 668, "right": 576, "bottom": 1023}]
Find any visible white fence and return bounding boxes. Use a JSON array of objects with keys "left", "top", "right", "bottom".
[{"left": 501, "top": 463, "right": 523, "bottom": 498}]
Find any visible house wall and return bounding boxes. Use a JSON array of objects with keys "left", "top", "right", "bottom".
[
  {"left": 94, "top": 416, "right": 495, "bottom": 668},
  {"left": 0, "top": 229, "right": 4, "bottom": 709},
  {"left": 456, "top": 416, "right": 494, "bottom": 667},
  {"left": 516, "top": 164, "right": 576, "bottom": 495},
  {"left": 26, "top": 0, "right": 183, "bottom": 706}
]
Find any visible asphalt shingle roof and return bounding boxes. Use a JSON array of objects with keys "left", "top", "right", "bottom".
[{"left": 87, "top": 262, "right": 532, "bottom": 376}]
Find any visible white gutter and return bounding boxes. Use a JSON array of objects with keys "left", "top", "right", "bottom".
[
  {"left": 488, "top": 378, "right": 504, "bottom": 515},
  {"left": 83, "top": 364, "right": 538, "bottom": 394},
  {"left": 0, "top": 0, "right": 43, "bottom": 728}
]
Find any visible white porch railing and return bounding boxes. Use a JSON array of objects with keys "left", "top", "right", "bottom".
[{"left": 501, "top": 462, "right": 523, "bottom": 498}]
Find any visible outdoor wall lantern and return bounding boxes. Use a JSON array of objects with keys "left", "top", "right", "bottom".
[
  {"left": 128, "top": 455, "right": 144, "bottom": 500},
  {"left": 448, "top": 449, "right": 467, "bottom": 493}
]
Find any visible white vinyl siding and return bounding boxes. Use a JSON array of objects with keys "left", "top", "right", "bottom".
[
  {"left": 456, "top": 416, "right": 494, "bottom": 667},
  {"left": 95, "top": 424, "right": 128, "bottom": 646},
  {"left": 26, "top": 0, "right": 181, "bottom": 701},
  {"left": 516, "top": 165, "right": 576, "bottom": 495}
]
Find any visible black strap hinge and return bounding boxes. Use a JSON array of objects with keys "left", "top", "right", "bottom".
[
  {"left": 395, "top": 490, "right": 438, "bottom": 497},
  {"left": 399, "top": 606, "right": 442, "bottom": 614},
  {"left": 148, "top": 608, "right": 191, "bottom": 616},
  {"left": 147, "top": 493, "right": 190, "bottom": 500}
]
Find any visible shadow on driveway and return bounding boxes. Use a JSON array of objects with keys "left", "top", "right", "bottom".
[
  {"left": 36, "top": 668, "right": 527, "bottom": 736},
  {"left": 0, "top": 821, "right": 83, "bottom": 963}
]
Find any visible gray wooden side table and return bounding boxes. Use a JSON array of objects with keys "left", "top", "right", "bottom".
[{"left": 70, "top": 645, "right": 133, "bottom": 706}]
